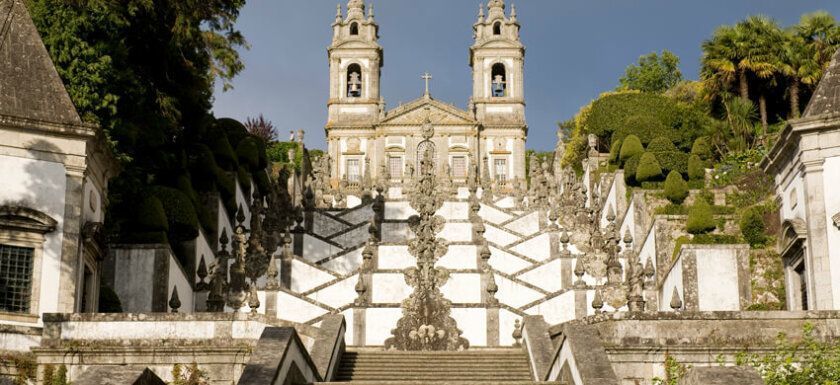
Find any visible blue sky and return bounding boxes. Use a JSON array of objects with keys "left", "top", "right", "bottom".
[{"left": 212, "top": 0, "right": 840, "bottom": 151}]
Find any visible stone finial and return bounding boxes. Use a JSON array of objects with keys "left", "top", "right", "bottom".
[
  {"left": 670, "top": 287, "right": 683, "bottom": 311},
  {"left": 486, "top": 273, "right": 499, "bottom": 304},
  {"left": 236, "top": 203, "right": 246, "bottom": 226},
  {"left": 196, "top": 255, "right": 209, "bottom": 290},
  {"left": 644, "top": 257, "right": 655, "bottom": 281},
  {"left": 249, "top": 284, "right": 261, "bottom": 314},
  {"left": 354, "top": 275, "right": 368, "bottom": 306},
  {"left": 169, "top": 286, "right": 181, "bottom": 313},
  {"left": 574, "top": 261, "right": 586, "bottom": 289},
  {"left": 265, "top": 253, "right": 279, "bottom": 290},
  {"left": 606, "top": 204, "right": 615, "bottom": 222},
  {"left": 623, "top": 228, "right": 633, "bottom": 246},
  {"left": 833, "top": 212, "right": 840, "bottom": 230},
  {"left": 477, "top": 2, "right": 485, "bottom": 21},
  {"left": 219, "top": 228, "right": 229, "bottom": 252},
  {"left": 510, "top": 3, "right": 517, "bottom": 19},
  {"left": 512, "top": 319, "right": 523, "bottom": 347},
  {"left": 591, "top": 288, "right": 604, "bottom": 313},
  {"left": 368, "top": 2, "right": 374, "bottom": 19}
]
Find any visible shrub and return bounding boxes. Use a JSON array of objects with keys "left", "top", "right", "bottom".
[
  {"left": 654, "top": 151, "right": 689, "bottom": 176},
  {"left": 129, "top": 196, "right": 169, "bottom": 244},
  {"left": 236, "top": 136, "right": 262, "bottom": 170},
  {"left": 237, "top": 166, "right": 252, "bottom": 194},
  {"left": 663, "top": 171, "right": 689, "bottom": 204},
  {"left": 686, "top": 198, "right": 716, "bottom": 235},
  {"left": 690, "top": 136, "right": 713, "bottom": 160},
  {"left": 636, "top": 152, "right": 663, "bottom": 182},
  {"left": 216, "top": 117, "right": 249, "bottom": 147},
  {"left": 624, "top": 153, "right": 642, "bottom": 185},
  {"left": 741, "top": 206, "right": 768, "bottom": 247},
  {"left": 616, "top": 114, "right": 668, "bottom": 146},
  {"left": 207, "top": 126, "right": 238, "bottom": 171},
  {"left": 647, "top": 136, "right": 678, "bottom": 152},
  {"left": 98, "top": 284, "right": 123, "bottom": 313},
  {"left": 254, "top": 170, "right": 270, "bottom": 195},
  {"left": 619, "top": 134, "right": 644, "bottom": 163},
  {"left": 609, "top": 138, "right": 622, "bottom": 164},
  {"left": 687, "top": 154, "right": 705, "bottom": 181},
  {"left": 151, "top": 186, "right": 200, "bottom": 244}
]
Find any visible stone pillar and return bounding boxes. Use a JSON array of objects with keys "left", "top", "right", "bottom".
[
  {"left": 514, "top": 137, "right": 526, "bottom": 180},
  {"left": 353, "top": 307, "right": 366, "bottom": 345},
  {"left": 58, "top": 168, "right": 85, "bottom": 313},
  {"left": 486, "top": 306, "right": 500, "bottom": 347},
  {"left": 438, "top": 135, "right": 450, "bottom": 175},
  {"left": 264, "top": 290, "right": 278, "bottom": 318},
  {"left": 801, "top": 160, "right": 834, "bottom": 309}
]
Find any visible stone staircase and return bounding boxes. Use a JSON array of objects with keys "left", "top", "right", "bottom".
[{"left": 315, "top": 348, "right": 561, "bottom": 384}]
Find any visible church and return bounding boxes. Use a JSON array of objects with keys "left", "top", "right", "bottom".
[{"left": 324, "top": 0, "right": 527, "bottom": 186}]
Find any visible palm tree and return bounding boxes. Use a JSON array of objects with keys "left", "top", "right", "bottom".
[
  {"left": 798, "top": 11, "right": 840, "bottom": 66},
  {"left": 737, "top": 16, "right": 783, "bottom": 131},
  {"left": 701, "top": 25, "right": 749, "bottom": 101},
  {"left": 777, "top": 31, "right": 822, "bottom": 118}
]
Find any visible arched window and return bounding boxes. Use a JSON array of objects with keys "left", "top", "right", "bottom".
[
  {"left": 493, "top": 22, "right": 502, "bottom": 35},
  {"left": 417, "top": 140, "right": 437, "bottom": 171},
  {"left": 491, "top": 63, "right": 507, "bottom": 97},
  {"left": 347, "top": 64, "right": 362, "bottom": 98},
  {"left": 350, "top": 22, "right": 359, "bottom": 36}
]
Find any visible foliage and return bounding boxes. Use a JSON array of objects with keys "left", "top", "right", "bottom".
[
  {"left": 635, "top": 152, "right": 663, "bottom": 183},
  {"left": 43, "top": 364, "right": 69, "bottom": 385},
  {"left": 608, "top": 139, "right": 621, "bottom": 164},
  {"left": 619, "top": 50, "right": 683, "bottom": 93},
  {"left": 738, "top": 324, "right": 840, "bottom": 385},
  {"left": 690, "top": 136, "right": 713, "bottom": 160},
  {"left": 171, "top": 363, "right": 210, "bottom": 385},
  {"left": 267, "top": 142, "right": 303, "bottom": 168},
  {"left": 647, "top": 136, "right": 678, "bottom": 152},
  {"left": 128, "top": 195, "right": 169, "bottom": 243},
  {"left": 687, "top": 154, "right": 706, "bottom": 181},
  {"left": 244, "top": 114, "right": 277, "bottom": 142},
  {"left": 623, "top": 153, "right": 641, "bottom": 185},
  {"left": 619, "top": 134, "right": 644, "bottom": 164},
  {"left": 236, "top": 137, "right": 263, "bottom": 170},
  {"left": 151, "top": 186, "right": 200, "bottom": 244},
  {"left": 663, "top": 171, "right": 689, "bottom": 204},
  {"left": 0, "top": 352, "right": 36, "bottom": 385},
  {"left": 98, "top": 284, "right": 123, "bottom": 313},
  {"left": 741, "top": 206, "right": 769, "bottom": 248},
  {"left": 652, "top": 355, "right": 689, "bottom": 385},
  {"left": 687, "top": 198, "right": 716, "bottom": 234}
]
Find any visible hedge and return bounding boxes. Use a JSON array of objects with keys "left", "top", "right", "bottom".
[
  {"left": 647, "top": 136, "right": 678, "bottom": 152},
  {"left": 624, "top": 153, "right": 642, "bottom": 185},
  {"left": 216, "top": 117, "right": 249, "bottom": 147},
  {"left": 653, "top": 151, "right": 689, "bottom": 176},
  {"left": 686, "top": 198, "right": 716, "bottom": 234},
  {"left": 236, "top": 136, "right": 262, "bottom": 170},
  {"left": 688, "top": 154, "right": 705, "bottom": 181},
  {"left": 609, "top": 139, "right": 621, "bottom": 164},
  {"left": 616, "top": 114, "right": 667, "bottom": 146},
  {"left": 636, "top": 152, "right": 663, "bottom": 183},
  {"left": 691, "top": 136, "right": 713, "bottom": 160},
  {"left": 663, "top": 171, "right": 689, "bottom": 204},
  {"left": 129, "top": 195, "right": 168, "bottom": 244},
  {"left": 98, "top": 284, "right": 123, "bottom": 313},
  {"left": 207, "top": 127, "right": 238, "bottom": 171},
  {"left": 619, "top": 135, "right": 644, "bottom": 164},
  {"left": 151, "top": 186, "right": 200, "bottom": 244}
]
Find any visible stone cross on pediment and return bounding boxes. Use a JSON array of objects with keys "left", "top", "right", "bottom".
[{"left": 422, "top": 72, "right": 433, "bottom": 96}]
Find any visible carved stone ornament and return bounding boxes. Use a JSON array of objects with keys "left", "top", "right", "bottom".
[
  {"left": 833, "top": 212, "right": 840, "bottom": 230},
  {"left": 384, "top": 147, "right": 469, "bottom": 351}
]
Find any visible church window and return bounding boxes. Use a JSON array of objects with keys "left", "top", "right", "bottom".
[
  {"left": 347, "top": 64, "right": 363, "bottom": 98},
  {"left": 346, "top": 159, "right": 361, "bottom": 183},
  {"left": 491, "top": 63, "right": 507, "bottom": 97},
  {"left": 417, "top": 141, "right": 437, "bottom": 170},
  {"left": 452, "top": 156, "right": 467, "bottom": 178},
  {"left": 494, "top": 158, "right": 508, "bottom": 183},
  {"left": 0, "top": 245, "right": 34, "bottom": 313},
  {"left": 493, "top": 22, "right": 502, "bottom": 35},
  {"left": 350, "top": 22, "right": 359, "bottom": 36},
  {"left": 389, "top": 156, "right": 403, "bottom": 180}
]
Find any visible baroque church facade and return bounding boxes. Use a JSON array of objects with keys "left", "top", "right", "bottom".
[{"left": 325, "top": 0, "right": 527, "bottom": 186}]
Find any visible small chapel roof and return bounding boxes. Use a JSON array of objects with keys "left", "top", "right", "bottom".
[
  {"left": 802, "top": 47, "right": 840, "bottom": 118},
  {"left": 0, "top": 0, "right": 83, "bottom": 125}
]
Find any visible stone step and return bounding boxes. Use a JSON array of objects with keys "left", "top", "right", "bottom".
[
  {"left": 332, "top": 376, "right": 533, "bottom": 382},
  {"left": 316, "top": 382, "right": 566, "bottom": 385},
  {"left": 336, "top": 370, "right": 531, "bottom": 377}
]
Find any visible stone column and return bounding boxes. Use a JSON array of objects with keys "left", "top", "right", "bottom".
[
  {"left": 58, "top": 167, "right": 85, "bottom": 313},
  {"left": 438, "top": 135, "right": 450, "bottom": 176},
  {"left": 801, "top": 160, "right": 834, "bottom": 309},
  {"left": 515, "top": 137, "right": 526, "bottom": 181}
]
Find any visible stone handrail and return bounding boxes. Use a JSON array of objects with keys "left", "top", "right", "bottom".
[{"left": 237, "top": 327, "right": 322, "bottom": 385}]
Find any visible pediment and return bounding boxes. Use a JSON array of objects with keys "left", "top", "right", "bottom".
[
  {"left": 330, "top": 40, "right": 381, "bottom": 50},
  {"left": 380, "top": 98, "right": 476, "bottom": 126},
  {"left": 0, "top": 205, "right": 57, "bottom": 234},
  {"left": 473, "top": 38, "right": 524, "bottom": 50}
]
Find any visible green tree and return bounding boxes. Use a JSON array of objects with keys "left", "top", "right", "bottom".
[
  {"left": 740, "top": 324, "right": 840, "bottom": 385},
  {"left": 738, "top": 16, "right": 784, "bottom": 131},
  {"left": 618, "top": 50, "right": 683, "bottom": 93},
  {"left": 687, "top": 154, "right": 706, "bottom": 181},
  {"left": 740, "top": 206, "right": 768, "bottom": 247},
  {"left": 663, "top": 171, "right": 689, "bottom": 204}
]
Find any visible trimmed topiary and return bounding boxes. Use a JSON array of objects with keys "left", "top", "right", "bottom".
[
  {"left": 254, "top": 170, "right": 270, "bottom": 196},
  {"left": 647, "top": 136, "right": 678, "bottom": 153},
  {"left": 609, "top": 138, "right": 622, "bottom": 164},
  {"left": 663, "top": 171, "right": 689, "bottom": 204},
  {"left": 151, "top": 186, "right": 200, "bottom": 244},
  {"left": 635, "top": 152, "right": 663, "bottom": 183},
  {"left": 130, "top": 195, "right": 169, "bottom": 244},
  {"left": 98, "top": 284, "right": 123, "bottom": 313},
  {"left": 236, "top": 136, "right": 261, "bottom": 170},
  {"left": 207, "top": 125, "right": 239, "bottom": 171},
  {"left": 624, "top": 153, "right": 642, "bottom": 185},
  {"left": 619, "top": 134, "right": 644, "bottom": 164},
  {"left": 740, "top": 206, "right": 767, "bottom": 247},
  {"left": 690, "top": 136, "right": 713, "bottom": 160},
  {"left": 686, "top": 198, "right": 716, "bottom": 235},
  {"left": 653, "top": 151, "right": 689, "bottom": 176},
  {"left": 616, "top": 114, "right": 668, "bottom": 146},
  {"left": 216, "top": 118, "right": 249, "bottom": 147},
  {"left": 688, "top": 154, "right": 705, "bottom": 181},
  {"left": 237, "top": 166, "right": 253, "bottom": 194}
]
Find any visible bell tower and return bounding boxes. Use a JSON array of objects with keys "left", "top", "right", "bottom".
[
  {"left": 326, "top": 0, "right": 383, "bottom": 184},
  {"left": 470, "top": 0, "right": 527, "bottom": 182},
  {"left": 327, "top": 0, "right": 382, "bottom": 125}
]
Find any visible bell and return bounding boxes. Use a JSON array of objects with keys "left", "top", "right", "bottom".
[{"left": 492, "top": 74, "right": 506, "bottom": 97}]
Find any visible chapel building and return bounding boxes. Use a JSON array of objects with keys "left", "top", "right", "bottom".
[{"left": 324, "top": 0, "right": 528, "bottom": 187}]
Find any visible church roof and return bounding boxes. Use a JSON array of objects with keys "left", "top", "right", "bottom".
[
  {"left": 380, "top": 95, "right": 477, "bottom": 126},
  {"left": 803, "top": 47, "right": 840, "bottom": 118},
  {"left": 0, "top": 0, "right": 83, "bottom": 125}
]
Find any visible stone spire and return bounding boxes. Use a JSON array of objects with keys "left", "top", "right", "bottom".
[{"left": 347, "top": 0, "right": 365, "bottom": 18}]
